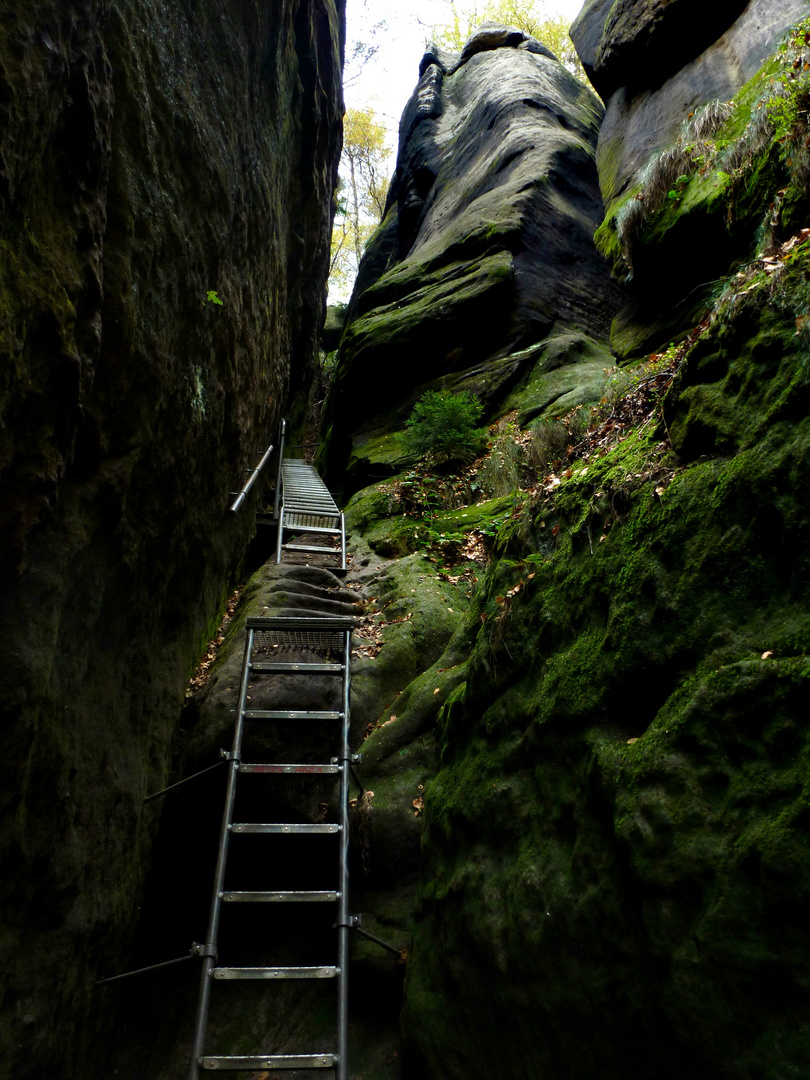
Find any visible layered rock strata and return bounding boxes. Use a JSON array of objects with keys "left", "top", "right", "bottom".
[
  {"left": 324, "top": 24, "right": 625, "bottom": 493},
  {"left": 571, "top": 0, "right": 809, "bottom": 352}
]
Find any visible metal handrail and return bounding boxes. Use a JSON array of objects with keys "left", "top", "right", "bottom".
[
  {"left": 273, "top": 419, "right": 286, "bottom": 520},
  {"left": 229, "top": 442, "right": 275, "bottom": 514}
]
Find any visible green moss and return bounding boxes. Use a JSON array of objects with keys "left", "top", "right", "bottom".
[{"left": 402, "top": 253, "right": 810, "bottom": 1077}]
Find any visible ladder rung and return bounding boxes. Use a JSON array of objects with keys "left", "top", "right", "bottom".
[
  {"left": 201, "top": 1054, "right": 336, "bottom": 1071},
  {"left": 250, "top": 662, "right": 344, "bottom": 674},
  {"left": 239, "top": 763, "right": 341, "bottom": 775},
  {"left": 213, "top": 966, "right": 338, "bottom": 980},
  {"left": 220, "top": 890, "right": 339, "bottom": 902},
  {"left": 244, "top": 709, "right": 342, "bottom": 720},
  {"left": 281, "top": 544, "right": 339, "bottom": 554},
  {"left": 284, "top": 498, "right": 338, "bottom": 507},
  {"left": 284, "top": 510, "right": 339, "bottom": 518},
  {"left": 283, "top": 525, "right": 341, "bottom": 535},
  {"left": 229, "top": 823, "right": 341, "bottom": 835}
]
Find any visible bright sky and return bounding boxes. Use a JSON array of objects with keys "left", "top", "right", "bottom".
[{"left": 345, "top": 0, "right": 586, "bottom": 151}]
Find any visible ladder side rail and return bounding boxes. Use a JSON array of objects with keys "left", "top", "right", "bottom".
[
  {"left": 189, "top": 628, "right": 256, "bottom": 1080},
  {"left": 339, "top": 513, "right": 346, "bottom": 572},
  {"left": 336, "top": 627, "right": 352, "bottom": 1080},
  {"left": 273, "top": 419, "right": 286, "bottom": 521}
]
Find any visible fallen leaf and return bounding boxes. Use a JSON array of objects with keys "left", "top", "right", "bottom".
[
  {"left": 761, "top": 650, "right": 774, "bottom": 659},
  {"left": 599, "top": 534, "right": 607, "bottom": 543},
  {"left": 551, "top": 525, "right": 560, "bottom": 536},
  {"left": 433, "top": 687, "right": 440, "bottom": 694},
  {"left": 412, "top": 797, "right": 424, "bottom": 815},
  {"left": 627, "top": 737, "right": 639, "bottom": 745}
]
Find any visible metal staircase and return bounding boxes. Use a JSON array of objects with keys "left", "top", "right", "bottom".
[
  {"left": 189, "top": 615, "right": 354, "bottom": 1078},
  {"left": 276, "top": 459, "right": 346, "bottom": 573}
]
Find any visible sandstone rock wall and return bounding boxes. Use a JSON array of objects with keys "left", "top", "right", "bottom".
[
  {"left": 571, "top": 0, "right": 808, "bottom": 353},
  {"left": 0, "top": 1, "right": 344, "bottom": 1075},
  {"left": 324, "top": 24, "right": 625, "bottom": 495}
]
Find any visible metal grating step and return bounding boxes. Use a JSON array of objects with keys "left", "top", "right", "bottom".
[
  {"left": 213, "top": 966, "right": 338, "bottom": 980},
  {"left": 220, "top": 890, "right": 339, "bottom": 902},
  {"left": 201, "top": 1054, "right": 336, "bottom": 1071},
  {"left": 229, "top": 823, "right": 341, "bottom": 835}
]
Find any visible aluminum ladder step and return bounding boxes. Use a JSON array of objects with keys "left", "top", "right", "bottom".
[
  {"left": 201, "top": 1054, "right": 337, "bottom": 1071},
  {"left": 213, "top": 966, "right": 338, "bottom": 980},
  {"left": 244, "top": 709, "right": 342, "bottom": 720},
  {"left": 250, "top": 662, "right": 344, "bottom": 674},
  {"left": 282, "top": 543, "right": 340, "bottom": 554},
  {"left": 229, "top": 822, "right": 341, "bottom": 835},
  {"left": 221, "top": 890, "right": 339, "bottom": 902},
  {"left": 239, "top": 763, "right": 340, "bottom": 775},
  {"left": 282, "top": 524, "right": 342, "bottom": 535}
]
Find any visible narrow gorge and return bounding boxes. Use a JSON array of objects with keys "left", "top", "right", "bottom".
[{"left": 1, "top": 1, "right": 809, "bottom": 1078}]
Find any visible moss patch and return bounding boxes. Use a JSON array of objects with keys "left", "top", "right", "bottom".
[{"left": 401, "top": 232, "right": 810, "bottom": 1078}]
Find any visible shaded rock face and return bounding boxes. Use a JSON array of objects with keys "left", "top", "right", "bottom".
[
  {"left": 402, "top": 256, "right": 810, "bottom": 1080},
  {"left": 382, "top": 10, "right": 810, "bottom": 1080},
  {"left": 0, "top": 0, "right": 344, "bottom": 1075},
  {"left": 571, "top": 0, "right": 808, "bottom": 352},
  {"left": 575, "top": 0, "right": 750, "bottom": 100},
  {"left": 325, "top": 25, "right": 625, "bottom": 494}
]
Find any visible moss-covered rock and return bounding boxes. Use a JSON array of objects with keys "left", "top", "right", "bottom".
[
  {"left": 576, "top": 2, "right": 809, "bottom": 357},
  {"left": 400, "top": 218, "right": 810, "bottom": 1079}
]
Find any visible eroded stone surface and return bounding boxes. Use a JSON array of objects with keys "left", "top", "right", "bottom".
[
  {"left": 588, "top": 0, "right": 808, "bottom": 207},
  {"left": 325, "top": 25, "right": 625, "bottom": 494},
  {"left": 0, "top": 1, "right": 344, "bottom": 1074}
]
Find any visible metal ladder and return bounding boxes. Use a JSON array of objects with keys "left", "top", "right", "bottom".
[
  {"left": 276, "top": 459, "right": 346, "bottom": 573},
  {"left": 189, "top": 616, "right": 354, "bottom": 1078}
]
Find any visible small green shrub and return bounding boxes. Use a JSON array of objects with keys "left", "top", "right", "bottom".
[{"left": 404, "top": 390, "right": 483, "bottom": 465}]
